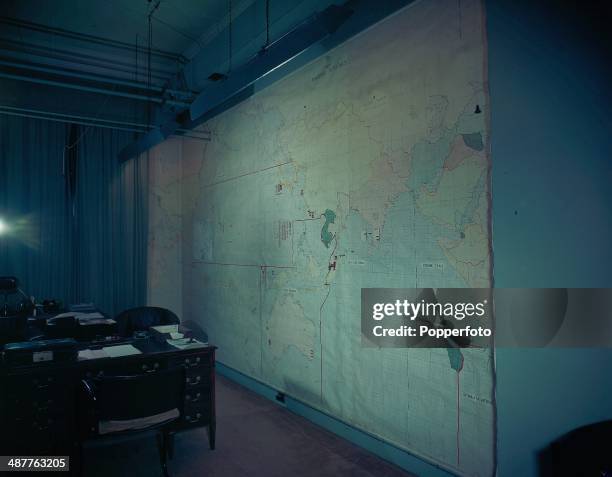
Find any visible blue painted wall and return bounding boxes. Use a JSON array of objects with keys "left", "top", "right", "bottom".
[{"left": 487, "top": 0, "right": 612, "bottom": 475}]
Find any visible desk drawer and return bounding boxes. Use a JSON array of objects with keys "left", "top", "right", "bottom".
[
  {"left": 170, "top": 353, "right": 212, "bottom": 370},
  {"left": 184, "top": 366, "right": 211, "bottom": 388},
  {"left": 4, "top": 373, "right": 74, "bottom": 417},
  {"left": 87, "top": 358, "right": 165, "bottom": 377},
  {"left": 182, "top": 401, "right": 211, "bottom": 427},
  {"left": 184, "top": 387, "right": 210, "bottom": 404},
  {"left": 12, "top": 416, "right": 71, "bottom": 452},
  {"left": 6, "top": 395, "right": 68, "bottom": 420},
  {"left": 5, "top": 372, "right": 71, "bottom": 395}
]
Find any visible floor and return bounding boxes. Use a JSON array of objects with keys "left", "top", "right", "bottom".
[{"left": 83, "top": 374, "right": 415, "bottom": 477}]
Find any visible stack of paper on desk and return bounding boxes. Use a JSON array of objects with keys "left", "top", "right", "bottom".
[
  {"left": 101, "top": 344, "right": 142, "bottom": 357},
  {"left": 78, "top": 344, "right": 143, "bottom": 360},
  {"left": 79, "top": 318, "right": 116, "bottom": 326},
  {"left": 150, "top": 324, "right": 187, "bottom": 343},
  {"left": 75, "top": 312, "right": 105, "bottom": 320},
  {"left": 49, "top": 312, "right": 114, "bottom": 326},
  {"left": 166, "top": 338, "right": 208, "bottom": 350},
  {"left": 150, "top": 324, "right": 179, "bottom": 333}
]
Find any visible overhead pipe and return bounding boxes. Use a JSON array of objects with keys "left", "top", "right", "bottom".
[
  {"left": 118, "top": 4, "right": 353, "bottom": 162},
  {"left": 0, "top": 71, "right": 191, "bottom": 107},
  {"left": 0, "top": 109, "right": 148, "bottom": 134},
  {"left": 0, "top": 105, "right": 210, "bottom": 141},
  {"left": 189, "top": 5, "right": 353, "bottom": 120},
  {"left": 0, "top": 104, "right": 149, "bottom": 130},
  {"left": 0, "top": 58, "right": 195, "bottom": 98},
  {"left": 0, "top": 38, "right": 174, "bottom": 83},
  {"left": 0, "top": 16, "right": 186, "bottom": 64}
]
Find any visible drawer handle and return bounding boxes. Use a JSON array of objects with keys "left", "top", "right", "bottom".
[
  {"left": 186, "top": 376, "right": 201, "bottom": 385},
  {"left": 32, "top": 420, "right": 52, "bottom": 430},
  {"left": 142, "top": 363, "right": 160, "bottom": 373},
  {"left": 184, "top": 357, "right": 202, "bottom": 367},
  {"left": 185, "top": 413, "right": 202, "bottom": 423},
  {"left": 35, "top": 400, "right": 53, "bottom": 412},
  {"left": 185, "top": 392, "right": 202, "bottom": 402},
  {"left": 33, "top": 377, "right": 54, "bottom": 387},
  {"left": 34, "top": 398, "right": 53, "bottom": 406}
]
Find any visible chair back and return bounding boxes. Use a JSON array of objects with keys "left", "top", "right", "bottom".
[
  {"left": 115, "top": 306, "right": 179, "bottom": 337},
  {"left": 80, "top": 368, "right": 183, "bottom": 436},
  {"left": 96, "top": 369, "right": 183, "bottom": 421}
]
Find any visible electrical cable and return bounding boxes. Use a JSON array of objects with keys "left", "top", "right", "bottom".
[
  {"left": 64, "top": 83, "right": 117, "bottom": 151},
  {"left": 150, "top": 15, "right": 202, "bottom": 51},
  {"left": 265, "top": 0, "right": 270, "bottom": 48},
  {"left": 228, "top": 0, "right": 233, "bottom": 73},
  {"left": 147, "top": 1, "right": 161, "bottom": 126}
]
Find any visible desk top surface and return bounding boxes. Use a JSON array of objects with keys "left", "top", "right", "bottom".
[{"left": 1, "top": 324, "right": 215, "bottom": 374}]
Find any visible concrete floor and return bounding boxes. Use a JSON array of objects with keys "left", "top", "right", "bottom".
[{"left": 83, "top": 374, "right": 415, "bottom": 477}]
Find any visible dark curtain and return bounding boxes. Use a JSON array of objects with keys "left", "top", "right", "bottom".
[{"left": 0, "top": 116, "right": 148, "bottom": 316}]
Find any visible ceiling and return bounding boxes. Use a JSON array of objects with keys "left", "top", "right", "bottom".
[
  {"left": 0, "top": 0, "right": 265, "bottom": 129},
  {"left": 0, "top": 0, "right": 415, "bottom": 158},
  {"left": 0, "top": 0, "right": 255, "bottom": 87},
  {"left": 1, "top": 0, "right": 239, "bottom": 53},
  {"left": 0, "top": 0, "right": 344, "bottom": 136}
]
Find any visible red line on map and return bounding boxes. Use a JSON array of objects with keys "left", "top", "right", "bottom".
[
  {"left": 203, "top": 161, "right": 293, "bottom": 188},
  {"left": 456, "top": 372, "right": 461, "bottom": 466},
  {"left": 456, "top": 355, "right": 464, "bottom": 468}
]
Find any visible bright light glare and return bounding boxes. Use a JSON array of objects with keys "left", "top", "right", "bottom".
[{"left": 0, "top": 218, "right": 7, "bottom": 235}]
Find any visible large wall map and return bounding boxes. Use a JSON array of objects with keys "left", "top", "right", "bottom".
[{"left": 150, "top": 0, "right": 495, "bottom": 474}]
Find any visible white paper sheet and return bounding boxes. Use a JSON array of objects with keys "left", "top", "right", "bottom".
[
  {"left": 102, "top": 344, "right": 142, "bottom": 358},
  {"left": 166, "top": 338, "right": 207, "bottom": 350},
  {"left": 150, "top": 324, "right": 179, "bottom": 334},
  {"left": 78, "top": 348, "right": 110, "bottom": 360}
]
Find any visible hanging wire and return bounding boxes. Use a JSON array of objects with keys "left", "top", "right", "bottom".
[
  {"left": 64, "top": 1, "right": 158, "bottom": 155},
  {"left": 60, "top": 0, "right": 165, "bottom": 172},
  {"left": 147, "top": 10, "right": 153, "bottom": 126},
  {"left": 147, "top": 1, "right": 161, "bottom": 127},
  {"left": 265, "top": 0, "right": 270, "bottom": 48},
  {"left": 228, "top": 0, "right": 233, "bottom": 73},
  {"left": 134, "top": 34, "right": 142, "bottom": 139},
  {"left": 135, "top": 34, "right": 139, "bottom": 83},
  {"left": 151, "top": 15, "right": 203, "bottom": 50},
  {"left": 63, "top": 84, "right": 117, "bottom": 151}
]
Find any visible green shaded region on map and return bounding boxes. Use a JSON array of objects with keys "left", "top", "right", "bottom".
[
  {"left": 320, "top": 209, "right": 336, "bottom": 248},
  {"left": 447, "top": 348, "right": 465, "bottom": 372}
]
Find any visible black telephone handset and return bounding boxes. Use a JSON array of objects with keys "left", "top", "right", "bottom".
[{"left": 1, "top": 276, "right": 33, "bottom": 317}]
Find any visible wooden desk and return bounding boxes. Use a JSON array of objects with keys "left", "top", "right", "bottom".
[{"left": 0, "top": 337, "right": 216, "bottom": 467}]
